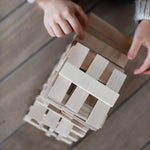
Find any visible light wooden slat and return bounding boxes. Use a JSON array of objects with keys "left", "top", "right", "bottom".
[
  {"left": 88, "top": 13, "right": 132, "bottom": 55},
  {"left": 72, "top": 81, "right": 150, "bottom": 150},
  {"left": 68, "top": 42, "right": 89, "bottom": 68},
  {"left": 0, "top": 35, "right": 73, "bottom": 143},
  {"left": 0, "top": 3, "right": 50, "bottom": 79},
  {"left": 86, "top": 54, "right": 109, "bottom": 79},
  {"left": 55, "top": 118, "right": 74, "bottom": 137},
  {"left": 0, "top": 0, "right": 25, "bottom": 20},
  {"left": 25, "top": 102, "right": 47, "bottom": 123},
  {"left": 76, "top": 31, "right": 127, "bottom": 68},
  {"left": 60, "top": 62, "right": 119, "bottom": 107},
  {"left": 42, "top": 109, "right": 61, "bottom": 130},
  {"left": 48, "top": 76, "right": 71, "bottom": 103},
  {"left": 66, "top": 54, "right": 109, "bottom": 112},
  {"left": 86, "top": 101, "right": 110, "bottom": 129},
  {"left": 66, "top": 87, "right": 89, "bottom": 113},
  {"left": 106, "top": 69, "right": 126, "bottom": 93}
]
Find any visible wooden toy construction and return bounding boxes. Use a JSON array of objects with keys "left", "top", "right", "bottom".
[{"left": 24, "top": 13, "right": 131, "bottom": 145}]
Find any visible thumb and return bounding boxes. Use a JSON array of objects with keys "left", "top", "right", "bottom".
[{"left": 128, "top": 35, "right": 142, "bottom": 60}]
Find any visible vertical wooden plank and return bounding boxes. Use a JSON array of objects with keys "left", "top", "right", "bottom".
[
  {"left": 55, "top": 118, "right": 74, "bottom": 137},
  {"left": 86, "top": 100, "right": 110, "bottom": 129},
  {"left": 48, "top": 76, "right": 71, "bottom": 103},
  {"left": 68, "top": 42, "right": 89, "bottom": 68},
  {"left": 42, "top": 109, "right": 61, "bottom": 129},
  {"left": 106, "top": 69, "right": 126, "bottom": 93}
]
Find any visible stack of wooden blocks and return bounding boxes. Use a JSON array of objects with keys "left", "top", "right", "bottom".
[{"left": 24, "top": 13, "right": 132, "bottom": 145}]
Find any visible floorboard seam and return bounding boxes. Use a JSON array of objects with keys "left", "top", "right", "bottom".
[
  {"left": 0, "top": 38, "right": 56, "bottom": 83},
  {"left": 0, "top": 123, "right": 27, "bottom": 147},
  {"left": 139, "top": 140, "right": 150, "bottom": 150},
  {"left": 0, "top": 0, "right": 27, "bottom": 23}
]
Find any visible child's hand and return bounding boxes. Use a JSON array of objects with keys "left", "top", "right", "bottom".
[
  {"left": 128, "top": 20, "right": 150, "bottom": 75},
  {"left": 37, "top": 0, "right": 88, "bottom": 39}
]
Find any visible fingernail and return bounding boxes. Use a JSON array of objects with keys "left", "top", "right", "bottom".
[{"left": 128, "top": 54, "right": 134, "bottom": 60}]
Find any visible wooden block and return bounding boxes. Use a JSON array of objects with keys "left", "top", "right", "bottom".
[
  {"left": 42, "top": 109, "right": 61, "bottom": 129},
  {"left": 55, "top": 118, "right": 74, "bottom": 137},
  {"left": 71, "top": 126, "right": 86, "bottom": 137},
  {"left": 106, "top": 69, "right": 127, "bottom": 93},
  {"left": 86, "top": 101, "right": 110, "bottom": 129},
  {"left": 88, "top": 13, "right": 132, "bottom": 55},
  {"left": 68, "top": 42, "right": 89, "bottom": 68},
  {"left": 66, "top": 87, "right": 89, "bottom": 113},
  {"left": 86, "top": 54, "right": 109, "bottom": 79},
  {"left": 76, "top": 31, "right": 127, "bottom": 69},
  {"left": 99, "top": 62, "right": 124, "bottom": 84},
  {"left": 48, "top": 76, "right": 71, "bottom": 103},
  {"left": 66, "top": 55, "right": 109, "bottom": 113},
  {"left": 26, "top": 102, "right": 47, "bottom": 122},
  {"left": 60, "top": 62, "right": 119, "bottom": 107}
]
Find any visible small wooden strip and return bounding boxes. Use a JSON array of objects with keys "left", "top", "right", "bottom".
[
  {"left": 66, "top": 54, "right": 109, "bottom": 113},
  {"left": 86, "top": 100, "right": 110, "bottom": 129},
  {"left": 42, "top": 109, "right": 61, "bottom": 129},
  {"left": 88, "top": 13, "right": 132, "bottom": 55},
  {"left": 68, "top": 42, "right": 89, "bottom": 68},
  {"left": 25, "top": 101, "right": 47, "bottom": 123},
  {"left": 60, "top": 62, "right": 119, "bottom": 107},
  {"left": 86, "top": 54, "right": 109, "bottom": 79},
  {"left": 55, "top": 118, "right": 74, "bottom": 137},
  {"left": 106, "top": 69, "right": 127, "bottom": 93},
  {"left": 99, "top": 62, "right": 124, "bottom": 84},
  {"left": 76, "top": 31, "right": 128, "bottom": 68}
]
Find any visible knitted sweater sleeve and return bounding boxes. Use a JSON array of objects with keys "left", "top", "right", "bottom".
[{"left": 135, "top": 0, "right": 150, "bottom": 22}]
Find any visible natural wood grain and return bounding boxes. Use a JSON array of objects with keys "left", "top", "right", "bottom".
[
  {"left": 72, "top": 81, "right": 150, "bottom": 150},
  {"left": 0, "top": 35, "right": 73, "bottom": 143},
  {"left": 0, "top": 3, "right": 50, "bottom": 80},
  {"left": 0, "top": 0, "right": 25, "bottom": 20},
  {"left": 0, "top": 124, "right": 69, "bottom": 150}
]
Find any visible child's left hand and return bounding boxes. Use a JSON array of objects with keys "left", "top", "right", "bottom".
[{"left": 128, "top": 19, "right": 150, "bottom": 75}]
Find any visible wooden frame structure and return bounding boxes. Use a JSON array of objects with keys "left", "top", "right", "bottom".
[{"left": 24, "top": 13, "right": 131, "bottom": 145}]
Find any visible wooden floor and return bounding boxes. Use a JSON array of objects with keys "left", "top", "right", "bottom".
[{"left": 0, "top": 0, "right": 150, "bottom": 150}]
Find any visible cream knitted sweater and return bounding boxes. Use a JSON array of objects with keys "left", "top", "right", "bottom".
[{"left": 135, "top": 0, "right": 150, "bottom": 21}]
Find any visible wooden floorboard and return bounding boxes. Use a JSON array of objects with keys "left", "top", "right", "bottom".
[
  {"left": 0, "top": 3, "right": 50, "bottom": 80},
  {"left": 72, "top": 81, "right": 150, "bottom": 150},
  {"left": 0, "top": 124, "right": 69, "bottom": 150},
  {"left": 0, "top": 0, "right": 25, "bottom": 21},
  {"left": 0, "top": 35, "right": 73, "bottom": 143}
]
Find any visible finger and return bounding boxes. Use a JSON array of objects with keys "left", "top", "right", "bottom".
[
  {"left": 75, "top": 5, "right": 89, "bottom": 28},
  {"left": 134, "top": 50, "right": 150, "bottom": 74},
  {"left": 44, "top": 21, "right": 56, "bottom": 37},
  {"left": 50, "top": 20, "right": 64, "bottom": 37},
  {"left": 55, "top": 16, "right": 73, "bottom": 35},
  {"left": 66, "top": 13, "right": 84, "bottom": 40},
  {"left": 128, "top": 35, "right": 142, "bottom": 60}
]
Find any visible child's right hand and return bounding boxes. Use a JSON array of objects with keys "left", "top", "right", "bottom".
[{"left": 36, "top": 0, "right": 89, "bottom": 39}]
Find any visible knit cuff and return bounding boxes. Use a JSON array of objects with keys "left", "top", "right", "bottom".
[{"left": 135, "top": 0, "right": 150, "bottom": 22}]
